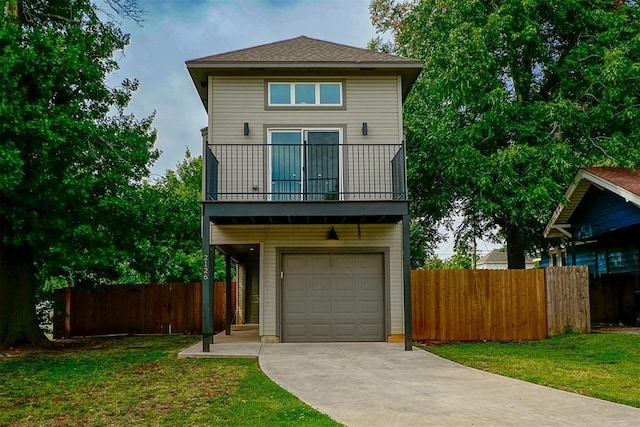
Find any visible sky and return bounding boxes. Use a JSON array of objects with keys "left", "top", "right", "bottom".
[
  {"left": 107, "top": 0, "right": 501, "bottom": 257},
  {"left": 109, "top": 0, "right": 378, "bottom": 176}
]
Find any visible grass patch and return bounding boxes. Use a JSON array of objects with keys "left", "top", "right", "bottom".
[
  {"left": 0, "top": 335, "right": 339, "bottom": 426},
  {"left": 418, "top": 333, "right": 640, "bottom": 407}
]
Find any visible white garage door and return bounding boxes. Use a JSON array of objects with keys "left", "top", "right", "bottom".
[{"left": 281, "top": 253, "right": 385, "bottom": 342}]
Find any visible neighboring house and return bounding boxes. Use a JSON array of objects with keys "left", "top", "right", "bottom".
[
  {"left": 476, "top": 249, "right": 534, "bottom": 270},
  {"left": 186, "top": 36, "right": 423, "bottom": 351},
  {"left": 543, "top": 167, "right": 640, "bottom": 325}
]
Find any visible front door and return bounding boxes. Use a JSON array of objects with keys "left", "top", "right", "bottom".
[
  {"left": 244, "top": 261, "right": 259, "bottom": 324},
  {"left": 269, "top": 129, "right": 341, "bottom": 200}
]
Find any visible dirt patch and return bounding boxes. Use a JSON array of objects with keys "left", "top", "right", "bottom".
[
  {"left": 0, "top": 338, "right": 100, "bottom": 358},
  {"left": 592, "top": 325, "right": 640, "bottom": 335}
]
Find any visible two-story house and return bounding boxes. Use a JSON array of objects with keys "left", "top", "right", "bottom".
[{"left": 186, "top": 36, "right": 423, "bottom": 351}]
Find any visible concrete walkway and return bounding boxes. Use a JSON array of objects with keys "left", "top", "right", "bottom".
[{"left": 259, "top": 342, "right": 640, "bottom": 426}]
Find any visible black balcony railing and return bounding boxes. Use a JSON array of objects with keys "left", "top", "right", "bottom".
[{"left": 205, "top": 143, "right": 406, "bottom": 201}]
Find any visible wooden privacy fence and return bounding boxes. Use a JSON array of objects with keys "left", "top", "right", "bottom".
[
  {"left": 54, "top": 282, "right": 236, "bottom": 338},
  {"left": 412, "top": 266, "right": 590, "bottom": 341}
]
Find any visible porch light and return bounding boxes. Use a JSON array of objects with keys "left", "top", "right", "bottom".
[
  {"left": 327, "top": 226, "right": 339, "bottom": 240},
  {"left": 243, "top": 122, "right": 250, "bottom": 136},
  {"left": 362, "top": 122, "right": 368, "bottom": 136}
]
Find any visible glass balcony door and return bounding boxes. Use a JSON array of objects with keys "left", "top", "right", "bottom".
[
  {"left": 269, "top": 129, "right": 341, "bottom": 201},
  {"left": 305, "top": 130, "right": 340, "bottom": 200},
  {"left": 270, "top": 130, "right": 302, "bottom": 201}
]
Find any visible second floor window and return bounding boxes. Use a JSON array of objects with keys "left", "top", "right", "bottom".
[{"left": 268, "top": 82, "right": 342, "bottom": 106}]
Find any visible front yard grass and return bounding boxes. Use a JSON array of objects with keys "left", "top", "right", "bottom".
[
  {"left": 418, "top": 332, "right": 640, "bottom": 408},
  {"left": 0, "top": 335, "right": 339, "bottom": 426}
]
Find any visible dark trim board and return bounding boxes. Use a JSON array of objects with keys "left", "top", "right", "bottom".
[{"left": 202, "top": 200, "right": 409, "bottom": 225}]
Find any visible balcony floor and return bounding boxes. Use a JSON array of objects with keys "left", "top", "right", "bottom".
[{"left": 202, "top": 199, "right": 409, "bottom": 225}]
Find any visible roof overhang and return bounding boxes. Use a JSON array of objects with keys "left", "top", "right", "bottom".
[
  {"left": 544, "top": 169, "right": 640, "bottom": 238},
  {"left": 186, "top": 61, "right": 423, "bottom": 111}
]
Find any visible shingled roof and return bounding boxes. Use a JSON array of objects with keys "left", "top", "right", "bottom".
[
  {"left": 186, "top": 36, "right": 423, "bottom": 109},
  {"left": 188, "top": 35, "right": 421, "bottom": 65},
  {"left": 545, "top": 167, "right": 640, "bottom": 238},
  {"left": 584, "top": 167, "right": 640, "bottom": 197}
]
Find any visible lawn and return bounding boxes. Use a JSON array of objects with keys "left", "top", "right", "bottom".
[
  {"left": 0, "top": 335, "right": 339, "bottom": 426},
  {"left": 418, "top": 332, "right": 640, "bottom": 408}
]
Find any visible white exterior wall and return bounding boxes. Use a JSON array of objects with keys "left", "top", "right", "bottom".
[
  {"left": 210, "top": 222, "right": 405, "bottom": 340},
  {"left": 207, "top": 76, "right": 403, "bottom": 199}
]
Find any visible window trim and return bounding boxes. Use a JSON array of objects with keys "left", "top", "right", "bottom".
[{"left": 265, "top": 80, "right": 346, "bottom": 110}]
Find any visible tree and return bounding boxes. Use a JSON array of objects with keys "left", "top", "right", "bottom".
[
  {"left": 423, "top": 245, "right": 476, "bottom": 270},
  {"left": 116, "top": 150, "right": 227, "bottom": 284},
  {"left": 0, "top": 0, "right": 156, "bottom": 347},
  {"left": 409, "top": 218, "right": 441, "bottom": 269},
  {"left": 371, "top": 0, "right": 640, "bottom": 267}
]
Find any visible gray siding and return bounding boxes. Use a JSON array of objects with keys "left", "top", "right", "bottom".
[{"left": 207, "top": 76, "right": 403, "bottom": 200}]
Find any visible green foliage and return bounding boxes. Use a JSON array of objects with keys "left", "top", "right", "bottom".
[
  {"left": 371, "top": 0, "right": 640, "bottom": 267},
  {"left": 423, "top": 248, "right": 476, "bottom": 270},
  {"left": 114, "top": 150, "right": 226, "bottom": 284},
  {"left": 419, "top": 333, "right": 640, "bottom": 408},
  {"left": 123, "top": 150, "right": 203, "bottom": 283},
  {"left": 409, "top": 219, "right": 441, "bottom": 268},
  {"left": 0, "top": 336, "right": 339, "bottom": 425},
  {"left": 0, "top": 0, "right": 158, "bottom": 285}
]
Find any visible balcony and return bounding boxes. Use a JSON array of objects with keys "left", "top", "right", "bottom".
[
  {"left": 206, "top": 143, "right": 406, "bottom": 201},
  {"left": 203, "top": 142, "right": 408, "bottom": 225}
]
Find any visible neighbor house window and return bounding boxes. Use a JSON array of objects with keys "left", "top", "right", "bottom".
[{"left": 268, "top": 82, "right": 342, "bottom": 106}]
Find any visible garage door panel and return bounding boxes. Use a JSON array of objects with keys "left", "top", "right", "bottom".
[
  {"left": 358, "top": 255, "right": 384, "bottom": 272},
  {"left": 283, "top": 255, "right": 309, "bottom": 271},
  {"left": 310, "top": 324, "right": 331, "bottom": 339},
  {"left": 282, "top": 253, "right": 385, "bottom": 342},
  {"left": 335, "top": 277, "right": 357, "bottom": 292},
  {"left": 284, "top": 324, "right": 307, "bottom": 339},
  {"left": 335, "top": 301, "right": 356, "bottom": 314},
  {"left": 308, "top": 254, "right": 332, "bottom": 272},
  {"left": 283, "top": 278, "right": 307, "bottom": 294},
  {"left": 333, "top": 255, "right": 357, "bottom": 271},
  {"left": 310, "top": 300, "right": 331, "bottom": 315},
  {"left": 310, "top": 277, "right": 331, "bottom": 294},
  {"left": 285, "top": 300, "right": 307, "bottom": 314},
  {"left": 360, "top": 278, "right": 382, "bottom": 291},
  {"left": 335, "top": 323, "right": 357, "bottom": 338},
  {"left": 360, "top": 301, "right": 381, "bottom": 314},
  {"left": 360, "top": 323, "right": 384, "bottom": 339}
]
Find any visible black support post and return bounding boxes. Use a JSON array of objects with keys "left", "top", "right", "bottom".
[
  {"left": 225, "top": 254, "right": 232, "bottom": 335},
  {"left": 202, "top": 221, "right": 214, "bottom": 352},
  {"left": 402, "top": 214, "right": 412, "bottom": 351}
]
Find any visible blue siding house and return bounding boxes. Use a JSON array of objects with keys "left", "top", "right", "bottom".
[{"left": 544, "top": 167, "right": 640, "bottom": 325}]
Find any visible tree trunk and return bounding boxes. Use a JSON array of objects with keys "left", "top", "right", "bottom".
[
  {"left": 504, "top": 226, "right": 526, "bottom": 269},
  {"left": 0, "top": 244, "right": 50, "bottom": 348}
]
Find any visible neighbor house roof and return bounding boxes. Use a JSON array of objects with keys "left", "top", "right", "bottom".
[
  {"left": 477, "top": 250, "right": 508, "bottom": 266},
  {"left": 544, "top": 167, "right": 640, "bottom": 238},
  {"left": 476, "top": 249, "right": 533, "bottom": 268},
  {"left": 186, "top": 36, "right": 423, "bottom": 109}
]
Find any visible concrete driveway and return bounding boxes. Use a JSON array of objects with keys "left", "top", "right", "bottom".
[{"left": 259, "top": 342, "right": 640, "bottom": 426}]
